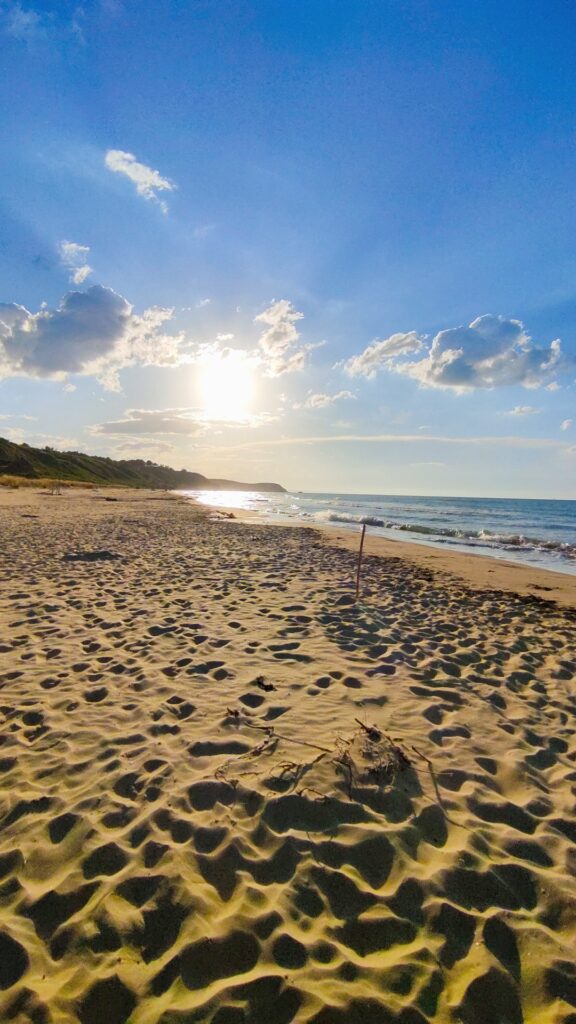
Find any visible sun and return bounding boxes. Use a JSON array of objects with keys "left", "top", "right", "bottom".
[{"left": 197, "top": 349, "right": 256, "bottom": 423}]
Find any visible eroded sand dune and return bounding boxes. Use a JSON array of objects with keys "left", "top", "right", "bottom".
[{"left": 0, "top": 490, "right": 575, "bottom": 1023}]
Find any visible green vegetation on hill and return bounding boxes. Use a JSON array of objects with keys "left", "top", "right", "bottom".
[{"left": 0, "top": 437, "right": 286, "bottom": 492}]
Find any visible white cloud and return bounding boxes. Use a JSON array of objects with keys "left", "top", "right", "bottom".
[
  {"left": 256, "top": 299, "right": 302, "bottom": 356},
  {"left": 344, "top": 315, "right": 569, "bottom": 392},
  {"left": 561, "top": 418, "right": 573, "bottom": 431},
  {"left": 59, "top": 241, "right": 88, "bottom": 261},
  {"left": 196, "top": 298, "right": 211, "bottom": 308},
  {"left": 342, "top": 332, "right": 424, "bottom": 378},
  {"left": 506, "top": 405, "right": 541, "bottom": 416},
  {"left": 71, "top": 266, "right": 92, "bottom": 285},
  {"left": 92, "top": 408, "right": 206, "bottom": 437},
  {"left": 255, "top": 299, "right": 319, "bottom": 377},
  {"left": 59, "top": 240, "right": 93, "bottom": 285},
  {"left": 296, "top": 390, "right": 355, "bottom": 409},
  {"left": 104, "top": 149, "right": 175, "bottom": 212},
  {"left": 0, "top": 285, "right": 189, "bottom": 391}
]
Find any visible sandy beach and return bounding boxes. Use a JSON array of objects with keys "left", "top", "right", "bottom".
[{"left": 0, "top": 487, "right": 575, "bottom": 1024}]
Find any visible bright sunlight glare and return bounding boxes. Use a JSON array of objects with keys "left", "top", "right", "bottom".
[{"left": 197, "top": 350, "right": 256, "bottom": 422}]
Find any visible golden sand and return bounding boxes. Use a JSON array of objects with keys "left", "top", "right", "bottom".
[{"left": 0, "top": 488, "right": 574, "bottom": 1024}]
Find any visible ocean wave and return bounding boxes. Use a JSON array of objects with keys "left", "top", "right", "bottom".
[
  {"left": 313, "top": 510, "right": 576, "bottom": 560},
  {"left": 314, "top": 510, "right": 388, "bottom": 528}
]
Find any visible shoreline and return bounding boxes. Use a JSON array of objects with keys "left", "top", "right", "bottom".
[
  {"left": 202, "top": 498, "right": 576, "bottom": 609},
  {"left": 2, "top": 484, "right": 574, "bottom": 607},
  {"left": 189, "top": 488, "right": 576, "bottom": 581}
]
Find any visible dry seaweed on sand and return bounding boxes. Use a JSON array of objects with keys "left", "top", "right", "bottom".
[{"left": 211, "top": 715, "right": 416, "bottom": 802}]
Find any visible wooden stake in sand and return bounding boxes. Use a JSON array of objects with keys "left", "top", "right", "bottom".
[{"left": 355, "top": 522, "right": 367, "bottom": 601}]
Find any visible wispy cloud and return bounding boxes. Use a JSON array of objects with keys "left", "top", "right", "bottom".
[
  {"left": 506, "top": 405, "right": 541, "bottom": 416},
  {"left": 295, "top": 390, "right": 355, "bottom": 409},
  {"left": 100, "top": 0, "right": 124, "bottom": 17},
  {"left": 92, "top": 398, "right": 277, "bottom": 436},
  {"left": 181, "top": 299, "right": 211, "bottom": 311},
  {"left": 561, "top": 418, "right": 573, "bottom": 431},
  {"left": 112, "top": 439, "right": 176, "bottom": 455},
  {"left": 409, "top": 461, "right": 447, "bottom": 468},
  {"left": 0, "top": 412, "right": 37, "bottom": 421},
  {"left": 1, "top": 1, "right": 87, "bottom": 44},
  {"left": 1, "top": 1, "right": 45, "bottom": 42},
  {"left": 2, "top": 427, "right": 77, "bottom": 448},
  {"left": 104, "top": 149, "right": 175, "bottom": 212},
  {"left": 343, "top": 315, "right": 569, "bottom": 392},
  {"left": 193, "top": 223, "right": 215, "bottom": 239},
  {"left": 215, "top": 432, "right": 571, "bottom": 453},
  {"left": 92, "top": 408, "right": 206, "bottom": 437},
  {"left": 59, "top": 240, "right": 92, "bottom": 284}
]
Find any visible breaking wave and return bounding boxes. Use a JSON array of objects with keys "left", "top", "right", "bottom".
[{"left": 313, "top": 509, "right": 576, "bottom": 561}]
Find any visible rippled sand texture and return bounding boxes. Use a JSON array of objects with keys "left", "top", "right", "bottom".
[{"left": 0, "top": 490, "right": 575, "bottom": 1024}]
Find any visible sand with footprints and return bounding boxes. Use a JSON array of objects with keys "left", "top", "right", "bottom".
[{"left": 0, "top": 487, "right": 575, "bottom": 1024}]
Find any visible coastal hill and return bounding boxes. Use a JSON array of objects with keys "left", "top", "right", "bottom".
[{"left": 0, "top": 436, "right": 286, "bottom": 492}]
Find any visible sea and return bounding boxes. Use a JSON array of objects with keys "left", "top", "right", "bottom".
[{"left": 184, "top": 490, "right": 576, "bottom": 576}]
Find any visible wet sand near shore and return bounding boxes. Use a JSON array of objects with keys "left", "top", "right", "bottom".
[{"left": 0, "top": 487, "right": 575, "bottom": 1024}]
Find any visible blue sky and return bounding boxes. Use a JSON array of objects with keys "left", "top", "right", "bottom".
[{"left": 0, "top": 0, "right": 575, "bottom": 496}]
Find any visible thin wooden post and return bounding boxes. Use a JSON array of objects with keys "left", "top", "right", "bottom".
[{"left": 355, "top": 523, "right": 367, "bottom": 601}]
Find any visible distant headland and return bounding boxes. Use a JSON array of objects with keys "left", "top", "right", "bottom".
[{"left": 0, "top": 436, "right": 286, "bottom": 493}]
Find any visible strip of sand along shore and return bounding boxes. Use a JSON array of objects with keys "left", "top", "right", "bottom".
[{"left": 0, "top": 487, "right": 575, "bottom": 1024}]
